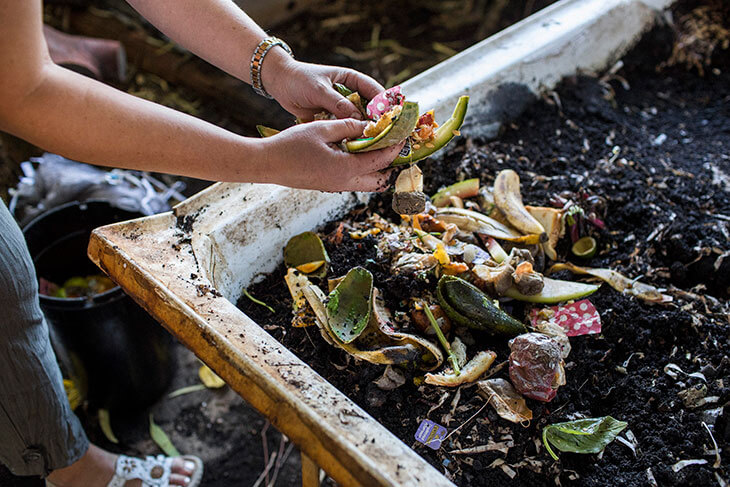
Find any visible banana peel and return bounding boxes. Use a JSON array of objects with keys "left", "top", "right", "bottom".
[
  {"left": 525, "top": 206, "right": 566, "bottom": 261},
  {"left": 436, "top": 207, "right": 543, "bottom": 244},
  {"left": 493, "top": 170, "right": 547, "bottom": 240}
]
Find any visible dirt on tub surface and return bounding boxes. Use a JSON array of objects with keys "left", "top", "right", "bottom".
[{"left": 239, "top": 3, "right": 730, "bottom": 487}]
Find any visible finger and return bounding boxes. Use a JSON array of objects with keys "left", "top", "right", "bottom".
[
  {"left": 352, "top": 139, "right": 406, "bottom": 173},
  {"left": 291, "top": 108, "right": 319, "bottom": 123},
  {"left": 335, "top": 68, "right": 385, "bottom": 101},
  {"left": 344, "top": 168, "right": 396, "bottom": 193},
  {"left": 313, "top": 118, "right": 368, "bottom": 142},
  {"left": 318, "top": 86, "right": 364, "bottom": 120}
]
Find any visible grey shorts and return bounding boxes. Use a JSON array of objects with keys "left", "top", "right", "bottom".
[{"left": 0, "top": 200, "right": 88, "bottom": 477}]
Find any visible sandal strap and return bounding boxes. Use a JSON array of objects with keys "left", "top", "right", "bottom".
[{"left": 108, "top": 454, "right": 173, "bottom": 487}]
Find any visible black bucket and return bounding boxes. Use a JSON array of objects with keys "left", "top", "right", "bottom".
[{"left": 22, "top": 201, "right": 174, "bottom": 414}]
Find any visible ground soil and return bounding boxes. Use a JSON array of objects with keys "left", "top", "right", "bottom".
[{"left": 239, "top": 4, "right": 730, "bottom": 486}]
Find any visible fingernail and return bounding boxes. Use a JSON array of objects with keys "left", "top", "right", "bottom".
[
  {"left": 184, "top": 461, "right": 196, "bottom": 472},
  {"left": 350, "top": 111, "right": 362, "bottom": 120},
  {"left": 183, "top": 476, "right": 191, "bottom": 485}
]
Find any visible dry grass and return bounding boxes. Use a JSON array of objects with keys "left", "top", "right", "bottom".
[{"left": 663, "top": 1, "right": 730, "bottom": 75}]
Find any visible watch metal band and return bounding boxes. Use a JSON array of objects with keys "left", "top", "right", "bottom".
[{"left": 250, "top": 36, "right": 293, "bottom": 99}]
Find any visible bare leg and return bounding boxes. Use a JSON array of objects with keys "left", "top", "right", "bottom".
[{"left": 46, "top": 444, "right": 199, "bottom": 487}]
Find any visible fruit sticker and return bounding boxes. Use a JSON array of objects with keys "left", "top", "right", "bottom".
[{"left": 415, "top": 419, "right": 448, "bottom": 450}]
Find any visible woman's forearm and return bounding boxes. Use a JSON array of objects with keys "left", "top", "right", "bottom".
[
  {"left": 0, "top": 64, "right": 265, "bottom": 182},
  {"left": 125, "top": 0, "right": 288, "bottom": 85}
]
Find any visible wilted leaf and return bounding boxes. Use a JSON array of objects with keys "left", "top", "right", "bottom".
[
  {"left": 542, "top": 416, "right": 628, "bottom": 460},
  {"left": 149, "top": 414, "right": 180, "bottom": 457},
  {"left": 98, "top": 408, "right": 119, "bottom": 444},
  {"left": 477, "top": 378, "right": 532, "bottom": 424},
  {"left": 199, "top": 364, "right": 226, "bottom": 389}
]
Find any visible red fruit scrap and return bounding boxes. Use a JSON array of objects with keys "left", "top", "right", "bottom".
[
  {"left": 508, "top": 333, "right": 566, "bottom": 402},
  {"left": 413, "top": 110, "right": 439, "bottom": 143}
]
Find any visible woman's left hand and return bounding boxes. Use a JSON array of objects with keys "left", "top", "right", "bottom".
[{"left": 262, "top": 52, "right": 383, "bottom": 121}]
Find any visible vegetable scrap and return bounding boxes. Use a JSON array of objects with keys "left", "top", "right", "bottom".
[
  {"left": 99, "top": 408, "right": 119, "bottom": 444},
  {"left": 198, "top": 364, "right": 226, "bottom": 389},
  {"left": 149, "top": 414, "right": 181, "bottom": 457},
  {"left": 260, "top": 166, "right": 687, "bottom": 470},
  {"left": 258, "top": 86, "right": 468, "bottom": 215},
  {"left": 477, "top": 378, "right": 532, "bottom": 424},
  {"left": 39, "top": 274, "right": 116, "bottom": 298},
  {"left": 548, "top": 262, "right": 673, "bottom": 304}
]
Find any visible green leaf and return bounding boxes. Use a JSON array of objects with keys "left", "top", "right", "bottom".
[
  {"left": 98, "top": 409, "right": 119, "bottom": 444},
  {"left": 149, "top": 414, "right": 180, "bottom": 457},
  {"left": 542, "top": 416, "right": 627, "bottom": 460}
]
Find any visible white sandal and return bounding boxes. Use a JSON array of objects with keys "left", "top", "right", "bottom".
[{"left": 106, "top": 454, "right": 203, "bottom": 487}]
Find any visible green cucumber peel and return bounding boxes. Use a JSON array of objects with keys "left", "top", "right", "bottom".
[
  {"left": 437, "top": 275, "right": 526, "bottom": 336},
  {"left": 345, "top": 101, "right": 420, "bottom": 153},
  {"left": 504, "top": 277, "right": 600, "bottom": 303},
  {"left": 256, "top": 96, "right": 467, "bottom": 167},
  {"left": 392, "top": 95, "right": 469, "bottom": 166},
  {"left": 431, "top": 178, "right": 479, "bottom": 207}
]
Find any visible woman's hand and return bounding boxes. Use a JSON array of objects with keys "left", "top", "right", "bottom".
[
  {"left": 256, "top": 118, "right": 402, "bottom": 192},
  {"left": 262, "top": 52, "right": 384, "bottom": 121}
]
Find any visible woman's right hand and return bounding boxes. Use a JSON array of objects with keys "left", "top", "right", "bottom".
[{"left": 256, "top": 119, "right": 403, "bottom": 193}]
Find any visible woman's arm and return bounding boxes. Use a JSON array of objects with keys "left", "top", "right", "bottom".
[
  {"left": 125, "top": 0, "right": 385, "bottom": 121},
  {"left": 0, "top": 1, "right": 398, "bottom": 191}
]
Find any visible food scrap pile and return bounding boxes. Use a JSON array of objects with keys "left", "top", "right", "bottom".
[
  {"left": 275, "top": 168, "right": 667, "bottom": 458},
  {"left": 39, "top": 274, "right": 116, "bottom": 298},
  {"left": 240, "top": 5, "right": 729, "bottom": 484}
]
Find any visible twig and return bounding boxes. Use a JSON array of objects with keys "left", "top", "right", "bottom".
[
  {"left": 260, "top": 421, "right": 270, "bottom": 486},
  {"left": 268, "top": 441, "right": 295, "bottom": 487},
  {"left": 443, "top": 402, "right": 488, "bottom": 442},
  {"left": 252, "top": 451, "right": 278, "bottom": 487}
]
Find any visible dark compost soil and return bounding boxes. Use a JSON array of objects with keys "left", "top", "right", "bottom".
[{"left": 239, "top": 7, "right": 730, "bottom": 487}]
